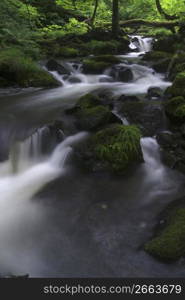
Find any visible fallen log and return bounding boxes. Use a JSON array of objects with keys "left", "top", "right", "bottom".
[
  {"left": 106, "top": 19, "right": 180, "bottom": 29},
  {"left": 119, "top": 19, "right": 180, "bottom": 29}
]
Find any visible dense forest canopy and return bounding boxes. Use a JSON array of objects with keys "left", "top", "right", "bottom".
[{"left": 0, "top": 0, "right": 185, "bottom": 60}]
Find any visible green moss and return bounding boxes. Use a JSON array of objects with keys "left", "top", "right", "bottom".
[
  {"left": 77, "top": 105, "right": 112, "bottom": 130},
  {"left": 89, "top": 124, "right": 143, "bottom": 172},
  {"left": 29, "top": 69, "right": 60, "bottom": 88},
  {"left": 76, "top": 94, "right": 102, "bottom": 109},
  {"left": 75, "top": 94, "right": 115, "bottom": 130},
  {"left": 143, "top": 51, "right": 172, "bottom": 61},
  {"left": 165, "top": 96, "right": 185, "bottom": 123},
  {"left": 175, "top": 104, "right": 185, "bottom": 118},
  {"left": 84, "top": 40, "right": 121, "bottom": 55},
  {"left": 153, "top": 36, "right": 180, "bottom": 53},
  {"left": 83, "top": 59, "right": 111, "bottom": 74},
  {"left": 82, "top": 54, "right": 121, "bottom": 74},
  {"left": 167, "top": 72, "right": 185, "bottom": 97},
  {"left": 0, "top": 48, "right": 59, "bottom": 88},
  {"left": 90, "top": 55, "right": 121, "bottom": 64},
  {"left": 145, "top": 208, "right": 185, "bottom": 261},
  {"left": 57, "top": 47, "right": 79, "bottom": 58},
  {"left": 170, "top": 63, "right": 185, "bottom": 80}
]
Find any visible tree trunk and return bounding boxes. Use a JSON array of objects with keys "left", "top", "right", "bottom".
[
  {"left": 91, "top": 0, "right": 99, "bottom": 26},
  {"left": 112, "top": 0, "right": 119, "bottom": 37}
]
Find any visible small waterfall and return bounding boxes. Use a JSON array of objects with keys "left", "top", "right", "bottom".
[
  {"left": 140, "top": 137, "right": 181, "bottom": 200},
  {"left": 112, "top": 108, "right": 129, "bottom": 125},
  {"left": 0, "top": 131, "right": 87, "bottom": 203},
  {"left": 129, "top": 36, "right": 153, "bottom": 53},
  {"left": 141, "top": 137, "right": 161, "bottom": 170}
]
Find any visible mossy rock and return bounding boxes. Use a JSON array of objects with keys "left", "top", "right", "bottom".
[
  {"left": 56, "top": 47, "right": 79, "bottom": 58},
  {"left": 169, "top": 62, "right": 185, "bottom": 80},
  {"left": 168, "top": 53, "right": 185, "bottom": 80},
  {"left": 0, "top": 48, "right": 60, "bottom": 88},
  {"left": 165, "top": 96, "right": 185, "bottom": 123},
  {"left": 119, "top": 100, "right": 163, "bottom": 136},
  {"left": 145, "top": 208, "right": 185, "bottom": 261},
  {"left": 153, "top": 35, "right": 181, "bottom": 53},
  {"left": 84, "top": 40, "right": 122, "bottom": 55},
  {"left": 87, "top": 124, "right": 143, "bottom": 173},
  {"left": 142, "top": 51, "right": 172, "bottom": 73},
  {"left": 72, "top": 94, "right": 119, "bottom": 130},
  {"left": 76, "top": 94, "right": 102, "bottom": 109},
  {"left": 166, "top": 72, "right": 185, "bottom": 97},
  {"left": 89, "top": 55, "right": 121, "bottom": 64},
  {"left": 82, "top": 60, "right": 110, "bottom": 74},
  {"left": 82, "top": 55, "right": 121, "bottom": 74},
  {"left": 76, "top": 105, "right": 118, "bottom": 131},
  {"left": 142, "top": 51, "right": 172, "bottom": 61}
]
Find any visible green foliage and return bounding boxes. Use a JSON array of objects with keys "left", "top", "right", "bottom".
[
  {"left": 84, "top": 40, "right": 121, "bottom": 55},
  {"left": 145, "top": 208, "right": 185, "bottom": 261},
  {"left": 165, "top": 96, "right": 185, "bottom": 123},
  {"left": 41, "top": 18, "right": 88, "bottom": 42},
  {"left": 143, "top": 51, "right": 172, "bottom": 61},
  {"left": 83, "top": 59, "right": 111, "bottom": 74},
  {"left": 90, "top": 124, "right": 143, "bottom": 172},
  {"left": 0, "top": 48, "right": 59, "bottom": 87},
  {"left": 82, "top": 53, "right": 122, "bottom": 73},
  {"left": 167, "top": 72, "right": 185, "bottom": 97},
  {"left": 74, "top": 94, "right": 115, "bottom": 130},
  {"left": 57, "top": 47, "right": 79, "bottom": 58},
  {"left": 77, "top": 94, "right": 102, "bottom": 109}
]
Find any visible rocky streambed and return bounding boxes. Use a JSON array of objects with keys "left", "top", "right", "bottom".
[{"left": 0, "top": 35, "right": 185, "bottom": 277}]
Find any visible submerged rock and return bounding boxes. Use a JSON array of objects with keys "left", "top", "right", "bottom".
[
  {"left": 68, "top": 76, "right": 81, "bottom": 83},
  {"left": 147, "top": 87, "right": 163, "bottom": 100}
]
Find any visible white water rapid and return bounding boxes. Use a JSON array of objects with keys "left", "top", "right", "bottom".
[{"left": 0, "top": 131, "right": 87, "bottom": 203}]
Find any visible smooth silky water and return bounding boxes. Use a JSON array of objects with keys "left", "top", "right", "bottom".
[{"left": 0, "top": 36, "right": 185, "bottom": 277}]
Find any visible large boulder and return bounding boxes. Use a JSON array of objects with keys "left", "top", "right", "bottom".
[
  {"left": 145, "top": 201, "right": 185, "bottom": 261},
  {"left": 0, "top": 48, "right": 60, "bottom": 88},
  {"left": 166, "top": 72, "right": 185, "bottom": 98},
  {"left": 164, "top": 96, "right": 185, "bottom": 123},
  {"left": 156, "top": 131, "right": 185, "bottom": 174},
  {"left": 147, "top": 87, "right": 163, "bottom": 100},
  {"left": 82, "top": 39, "right": 129, "bottom": 55},
  {"left": 118, "top": 100, "right": 163, "bottom": 136},
  {"left": 110, "top": 65, "right": 133, "bottom": 82},
  {"left": 142, "top": 51, "right": 172, "bottom": 73},
  {"left": 82, "top": 55, "right": 121, "bottom": 74},
  {"left": 153, "top": 35, "right": 181, "bottom": 53},
  {"left": 46, "top": 59, "right": 70, "bottom": 75},
  {"left": 67, "top": 94, "right": 121, "bottom": 131},
  {"left": 75, "top": 124, "right": 143, "bottom": 173}
]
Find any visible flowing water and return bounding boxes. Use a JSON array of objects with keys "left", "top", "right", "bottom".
[{"left": 0, "top": 36, "right": 185, "bottom": 277}]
